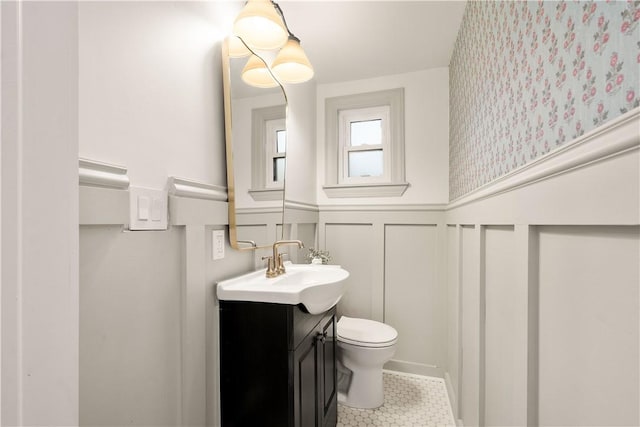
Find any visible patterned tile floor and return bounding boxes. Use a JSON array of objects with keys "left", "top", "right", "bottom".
[{"left": 337, "top": 371, "right": 456, "bottom": 427}]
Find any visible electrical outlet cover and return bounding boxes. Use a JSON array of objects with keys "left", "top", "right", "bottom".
[{"left": 213, "top": 230, "right": 225, "bottom": 260}]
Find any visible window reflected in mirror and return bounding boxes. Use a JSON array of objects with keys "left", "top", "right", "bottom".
[{"left": 266, "top": 118, "right": 286, "bottom": 188}]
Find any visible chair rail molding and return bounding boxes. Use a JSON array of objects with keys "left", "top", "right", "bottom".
[
  {"left": 167, "top": 177, "right": 228, "bottom": 227},
  {"left": 79, "top": 158, "right": 129, "bottom": 189},
  {"left": 167, "top": 176, "right": 227, "bottom": 201},
  {"left": 448, "top": 108, "right": 640, "bottom": 210}
]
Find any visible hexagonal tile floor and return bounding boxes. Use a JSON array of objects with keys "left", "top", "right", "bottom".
[{"left": 337, "top": 371, "right": 455, "bottom": 427}]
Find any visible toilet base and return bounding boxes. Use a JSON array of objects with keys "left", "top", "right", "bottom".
[
  {"left": 336, "top": 316, "right": 397, "bottom": 410},
  {"left": 337, "top": 364, "right": 385, "bottom": 409}
]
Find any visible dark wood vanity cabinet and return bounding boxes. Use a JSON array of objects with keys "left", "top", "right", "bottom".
[{"left": 220, "top": 301, "right": 337, "bottom": 427}]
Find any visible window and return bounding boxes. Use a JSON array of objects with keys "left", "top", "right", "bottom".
[
  {"left": 249, "top": 105, "right": 286, "bottom": 201},
  {"left": 339, "top": 106, "right": 390, "bottom": 184},
  {"left": 324, "top": 88, "right": 408, "bottom": 198},
  {"left": 265, "top": 118, "right": 286, "bottom": 188}
]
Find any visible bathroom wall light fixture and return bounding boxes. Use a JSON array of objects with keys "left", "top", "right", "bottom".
[
  {"left": 233, "top": 0, "right": 314, "bottom": 87},
  {"left": 271, "top": 35, "right": 314, "bottom": 84},
  {"left": 241, "top": 54, "right": 279, "bottom": 88},
  {"left": 233, "top": 0, "right": 288, "bottom": 50}
]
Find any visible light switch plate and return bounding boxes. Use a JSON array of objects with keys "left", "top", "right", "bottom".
[{"left": 129, "top": 187, "right": 168, "bottom": 230}]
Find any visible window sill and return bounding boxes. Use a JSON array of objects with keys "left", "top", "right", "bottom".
[
  {"left": 248, "top": 188, "right": 284, "bottom": 201},
  {"left": 322, "top": 182, "right": 409, "bottom": 198}
]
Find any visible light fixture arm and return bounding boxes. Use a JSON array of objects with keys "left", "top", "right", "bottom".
[{"left": 271, "top": 1, "right": 300, "bottom": 42}]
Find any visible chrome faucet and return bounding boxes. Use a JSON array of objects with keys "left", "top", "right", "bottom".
[{"left": 264, "top": 240, "right": 304, "bottom": 278}]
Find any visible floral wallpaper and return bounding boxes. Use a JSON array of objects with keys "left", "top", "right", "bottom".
[{"left": 449, "top": 0, "right": 640, "bottom": 200}]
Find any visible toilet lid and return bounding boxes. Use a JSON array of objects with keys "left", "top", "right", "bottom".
[{"left": 337, "top": 316, "right": 398, "bottom": 347}]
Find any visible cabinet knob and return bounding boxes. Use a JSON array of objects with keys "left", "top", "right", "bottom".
[{"left": 317, "top": 331, "right": 328, "bottom": 344}]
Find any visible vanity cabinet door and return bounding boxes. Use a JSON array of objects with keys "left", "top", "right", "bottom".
[
  {"left": 293, "top": 310, "right": 337, "bottom": 427},
  {"left": 294, "top": 326, "right": 319, "bottom": 427},
  {"left": 219, "top": 301, "right": 290, "bottom": 427},
  {"left": 318, "top": 314, "right": 337, "bottom": 427}
]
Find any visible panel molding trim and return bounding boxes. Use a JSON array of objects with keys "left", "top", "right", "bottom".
[
  {"left": 284, "top": 199, "right": 320, "bottom": 212},
  {"left": 320, "top": 203, "right": 447, "bottom": 212},
  {"left": 448, "top": 108, "right": 640, "bottom": 210}
]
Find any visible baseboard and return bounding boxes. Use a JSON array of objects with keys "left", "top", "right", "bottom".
[
  {"left": 384, "top": 359, "right": 444, "bottom": 378},
  {"left": 444, "top": 372, "right": 459, "bottom": 421}
]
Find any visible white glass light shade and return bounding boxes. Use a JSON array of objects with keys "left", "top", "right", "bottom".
[
  {"left": 271, "top": 38, "right": 314, "bottom": 84},
  {"left": 233, "top": 0, "right": 288, "bottom": 51},
  {"left": 242, "top": 54, "right": 279, "bottom": 88},
  {"left": 228, "top": 35, "right": 251, "bottom": 58}
]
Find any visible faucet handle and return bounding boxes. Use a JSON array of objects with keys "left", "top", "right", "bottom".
[
  {"left": 261, "top": 256, "right": 278, "bottom": 278},
  {"left": 276, "top": 253, "right": 286, "bottom": 275}
]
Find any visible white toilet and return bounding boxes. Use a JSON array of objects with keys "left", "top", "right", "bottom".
[{"left": 336, "top": 316, "right": 398, "bottom": 409}]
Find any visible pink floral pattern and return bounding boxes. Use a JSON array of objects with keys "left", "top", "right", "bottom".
[{"left": 449, "top": 0, "right": 640, "bottom": 199}]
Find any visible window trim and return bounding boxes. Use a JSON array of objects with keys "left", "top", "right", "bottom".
[
  {"left": 249, "top": 104, "right": 286, "bottom": 201},
  {"left": 324, "top": 88, "right": 408, "bottom": 198}
]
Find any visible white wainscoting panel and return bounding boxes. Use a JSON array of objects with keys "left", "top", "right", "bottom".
[
  {"left": 290, "top": 223, "right": 317, "bottom": 263},
  {"left": 445, "top": 225, "right": 460, "bottom": 417},
  {"left": 384, "top": 224, "right": 445, "bottom": 376},
  {"left": 460, "top": 225, "right": 481, "bottom": 427},
  {"left": 237, "top": 225, "right": 270, "bottom": 248},
  {"left": 236, "top": 208, "right": 283, "bottom": 248},
  {"left": 537, "top": 225, "right": 639, "bottom": 427},
  {"left": 321, "top": 208, "right": 446, "bottom": 376},
  {"left": 80, "top": 225, "right": 183, "bottom": 426},
  {"left": 325, "top": 224, "right": 376, "bottom": 320},
  {"left": 484, "top": 226, "right": 527, "bottom": 427}
]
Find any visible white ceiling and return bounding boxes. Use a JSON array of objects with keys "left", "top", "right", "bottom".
[{"left": 278, "top": 0, "right": 467, "bottom": 84}]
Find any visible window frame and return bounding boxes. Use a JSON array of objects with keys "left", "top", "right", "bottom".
[{"left": 324, "top": 88, "right": 408, "bottom": 198}]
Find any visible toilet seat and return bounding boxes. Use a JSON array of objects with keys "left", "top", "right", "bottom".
[{"left": 337, "top": 316, "right": 398, "bottom": 348}]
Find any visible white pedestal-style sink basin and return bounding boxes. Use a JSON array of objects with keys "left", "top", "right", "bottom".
[{"left": 217, "top": 262, "right": 349, "bottom": 314}]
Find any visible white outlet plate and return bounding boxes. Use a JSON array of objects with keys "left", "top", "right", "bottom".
[
  {"left": 212, "top": 230, "right": 225, "bottom": 260},
  {"left": 129, "top": 187, "right": 168, "bottom": 230}
]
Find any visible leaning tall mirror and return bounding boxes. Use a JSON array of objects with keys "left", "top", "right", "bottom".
[{"left": 222, "top": 37, "right": 288, "bottom": 250}]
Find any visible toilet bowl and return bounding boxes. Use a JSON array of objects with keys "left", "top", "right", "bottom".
[{"left": 336, "top": 316, "right": 398, "bottom": 409}]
